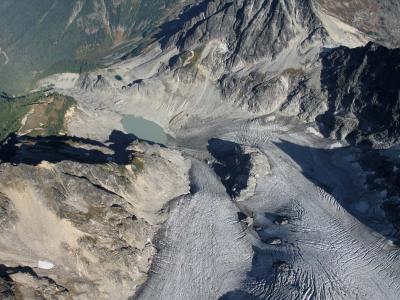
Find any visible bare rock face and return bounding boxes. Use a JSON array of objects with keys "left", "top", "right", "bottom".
[
  {"left": 314, "top": 0, "right": 400, "bottom": 48},
  {"left": 153, "top": 0, "right": 329, "bottom": 117},
  {"left": 157, "top": 0, "right": 400, "bottom": 147},
  {"left": 0, "top": 0, "right": 400, "bottom": 299},
  {"left": 78, "top": 74, "right": 113, "bottom": 92},
  {"left": 10, "top": 1, "right": 399, "bottom": 299},
  {"left": 160, "top": 0, "right": 325, "bottom": 67},
  {"left": 0, "top": 134, "right": 190, "bottom": 299},
  {"left": 318, "top": 42, "right": 400, "bottom": 147}
]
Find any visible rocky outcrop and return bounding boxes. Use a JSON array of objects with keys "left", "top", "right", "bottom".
[
  {"left": 314, "top": 0, "right": 400, "bottom": 48},
  {"left": 160, "top": 0, "right": 325, "bottom": 67},
  {"left": 207, "top": 138, "right": 252, "bottom": 198},
  {"left": 15, "top": 1, "right": 400, "bottom": 299},
  {"left": 0, "top": 133, "right": 190, "bottom": 299},
  {"left": 79, "top": 74, "right": 113, "bottom": 92},
  {"left": 148, "top": 0, "right": 329, "bottom": 118},
  {"left": 207, "top": 138, "right": 270, "bottom": 201},
  {"left": 156, "top": 1, "right": 400, "bottom": 147},
  {"left": 318, "top": 42, "right": 400, "bottom": 147}
]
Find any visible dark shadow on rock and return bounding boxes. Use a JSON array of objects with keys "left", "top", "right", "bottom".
[
  {"left": 275, "top": 139, "right": 400, "bottom": 241},
  {"left": 122, "top": 79, "right": 144, "bottom": 89},
  {"left": 152, "top": 0, "right": 214, "bottom": 49},
  {"left": 207, "top": 138, "right": 251, "bottom": 198},
  {"left": 0, "top": 264, "right": 38, "bottom": 281},
  {"left": 0, "top": 130, "right": 141, "bottom": 166},
  {"left": 219, "top": 290, "right": 259, "bottom": 300},
  {"left": 227, "top": 139, "right": 400, "bottom": 298},
  {"left": 151, "top": 1, "right": 233, "bottom": 50},
  {"left": 0, "top": 264, "right": 68, "bottom": 292},
  {"left": 107, "top": 130, "right": 138, "bottom": 164},
  {"left": 221, "top": 244, "right": 291, "bottom": 299},
  {"left": 188, "top": 166, "right": 199, "bottom": 195},
  {"left": 317, "top": 42, "right": 400, "bottom": 146}
]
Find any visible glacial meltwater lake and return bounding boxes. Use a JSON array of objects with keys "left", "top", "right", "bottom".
[{"left": 121, "top": 115, "right": 168, "bottom": 145}]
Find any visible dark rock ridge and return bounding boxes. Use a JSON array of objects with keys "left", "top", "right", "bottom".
[
  {"left": 359, "top": 147, "right": 400, "bottom": 239},
  {"left": 152, "top": 1, "right": 400, "bottom": 147},
  {"left": 318, "top": 42, "right": 400, "bottom": 147},
  {"left": 153, "top": 0, "right": 330, "bottom": 117},
  {"left": 0, "top": 264, "right": 69, "bottom": 299},
  {"left": 159, "top": 0, "right": 326, "bottom": 67},
  {"left": 0, "top": 131, "right": 134, "bottom": 166},
  {"left": 207, "top": 138, "right": 251, "bottom": 198}
]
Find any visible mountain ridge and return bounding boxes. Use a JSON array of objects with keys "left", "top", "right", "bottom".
[{"left": 0, "top": 0, "right": 400, "bottom": 299}]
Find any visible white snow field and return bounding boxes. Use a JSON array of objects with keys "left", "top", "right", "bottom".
[
  {"left": 137, "top": 159, "right": 253, "bottom": 299},
  {"left": 134, "top": 116, "right": 400, "bottom": 300},
  {"left": 37, "top": 260, "right": 55, "bottom": 270}
]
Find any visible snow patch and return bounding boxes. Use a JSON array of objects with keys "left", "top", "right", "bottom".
[
  {"left": 0, "top": 47, "right": 9, "bottom": 65},
  {"left": 38, "top": 260, "right": 55, "bottom": 270},
  {"left": 329, "top": 142, "right": 344, "bottom": 149},
  {"left": 264, "top": 115, "right": 276, "bottom": 122},
  {"left": 306, "top": 127, "right": 323, "bottom": 138}
]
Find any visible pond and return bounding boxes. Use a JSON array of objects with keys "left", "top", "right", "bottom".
[{"left": 121, "top": 115, "right": 168, "bottom": 145}]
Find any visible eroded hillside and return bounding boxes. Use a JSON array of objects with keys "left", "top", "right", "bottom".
[{"left": 0, "top": 0, "right": 400, "bottom": 299}]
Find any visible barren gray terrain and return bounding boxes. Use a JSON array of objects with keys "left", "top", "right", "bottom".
[{"left": 1, "top": 0, "right": 400, "bottom": 299}]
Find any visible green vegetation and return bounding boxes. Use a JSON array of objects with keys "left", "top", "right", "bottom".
[
  {"left": 0, "top": 91, "right": 44, "bottom": 141},
  {"left": 131, "top": 157, "right": 145, "bottom": 173},
  {"left": 36, "top": 60, "right": 103, "bottom": 84},
  {"left": 39, "top": 94, "right": 76, "bottom": 136},
  {"left": 0, "top": 0, "right": 180, "bottom": 94},
  {"left": 0, "top": 91, "right": 76, "bottom": 142}
]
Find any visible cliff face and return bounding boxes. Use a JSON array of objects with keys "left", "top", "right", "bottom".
[
  {"left": 160, "top": 0, "right": 324, "bottom": 66},
  {"left": 156, "top": 0, "right": 400, "bottom": 146},
  {"left": 318, "top": 42, "right": 400, "bottom": 147},
  {"left": 148, "top": 0, "right": 327, "bottom": 119},
  {"left": 0, "top": 134, "right": 189, "bottom": 299},
  {"left": 314, "top": 0, "right": 400, "bottom": 48},
  {"left": 1, "top": 1, "right": 400, "bottom": 299}
]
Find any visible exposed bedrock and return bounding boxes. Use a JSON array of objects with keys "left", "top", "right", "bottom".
[
  {"left": 159, "top": 0, "right": 325, "bottom": 67},
  {"left": 207, "top": 138, "right": 269, "bottom": 201},
  {"left": 0, "top": 132, "right": 190, "bottom": 299},
  {"left": 318, "top": 42, "right": 400, "bottom": 147},
  {"left": 314, "top": 0, "right": 400, "bottom": 48},
  {"left": 23, "top": 1, "right": 400, "bottom": 299},
  {"left": 207, "top": 138, "right": 251, "bottom": 198}
]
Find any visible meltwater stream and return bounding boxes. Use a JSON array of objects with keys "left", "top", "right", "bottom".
[{"left": 121, "top": 115, "right": 168, "bottom": 145}]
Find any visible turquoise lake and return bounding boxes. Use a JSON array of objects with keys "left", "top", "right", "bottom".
[{"left": 121, "top": 115, "right": 167, "bottom": 145}]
